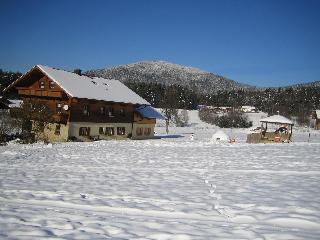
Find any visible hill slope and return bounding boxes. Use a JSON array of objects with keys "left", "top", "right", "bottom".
[
  {"left": 86, "top": 61, "right": 255, "bottom": 94},
  {"left": 286, "top": 80, "right": 320, "bottom": 89}
]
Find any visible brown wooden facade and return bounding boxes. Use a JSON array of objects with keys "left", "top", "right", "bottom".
[{"left": 69, "top": 99, "right": 135, "bottom": 123}]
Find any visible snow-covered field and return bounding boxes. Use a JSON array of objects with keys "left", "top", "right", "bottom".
[{"left": 1, "top": 116, "right": 320, "bottom": 239}]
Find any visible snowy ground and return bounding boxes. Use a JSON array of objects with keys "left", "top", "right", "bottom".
[{"left": 1, "top": 114, "right": 320, "bottom": 239}]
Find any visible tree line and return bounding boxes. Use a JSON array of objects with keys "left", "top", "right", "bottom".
[
  {"left": 1, "top": 69, "right": 319, "bottom": 123},
  {"left": 126, "top": 81, "right": 320, "bottom": 123}
]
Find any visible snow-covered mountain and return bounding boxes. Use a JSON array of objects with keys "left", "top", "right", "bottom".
[
  {"left": 286, "top": 80, "right": 320, "bottom": 88},
  {"left": 85, "top": 61, "right": 255, "bottom": 94}
]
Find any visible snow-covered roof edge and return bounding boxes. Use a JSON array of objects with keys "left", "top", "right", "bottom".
[
  {"left": 37, "top": 65, "right": 74, "bottom": 97},
  {"left": 3, "top": 65, "right": 38, "bottom": 93},
  {"left": 8, "top": 99, "right": 23, "bottom": 108},
  {"left": 3, "top": 65, "right": 73, "bottom": 97},
  {"left": 136, "top": 105, "right": 165, "bottom": 119},
  {"left": 260, "top": 115, "right": 294, "bottom": 125}
]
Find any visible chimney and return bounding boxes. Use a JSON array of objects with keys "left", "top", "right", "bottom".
[{"left": 73, "top": 69, "right": 82, "bottom": 76}]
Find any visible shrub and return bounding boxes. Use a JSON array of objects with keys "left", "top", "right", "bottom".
[
  {"left": 215, "top": 112, "right": 252, "bottom": 128},
  {"left": 199, "top": 108, "right": 252, "bottom": 128},
  {"left": 198, "top": 107, "right": 217, "bottom": 124}
]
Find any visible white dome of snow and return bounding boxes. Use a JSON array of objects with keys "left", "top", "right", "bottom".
[{"left": 211, "top": 130, "right": 230, "bottom": 143}]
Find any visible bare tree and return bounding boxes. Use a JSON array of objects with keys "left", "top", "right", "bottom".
[
  {"left": 12, "top": 99, "right": 54, "bottom": 143},
  {"left": 162, "top": 108, "right": 178, "bottom": 133},
  {"left": 161, "top": 86, "right": 179, "bottom": 133}
]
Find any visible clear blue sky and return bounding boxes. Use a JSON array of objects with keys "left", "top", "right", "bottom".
[{"left": 1, "top": 0, "right": 319, "bottom": 87}]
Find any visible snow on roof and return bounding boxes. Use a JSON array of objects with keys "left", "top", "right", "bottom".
[
  {"left": 211, "top": 130, "right": 230, "bottom": 142},
  {"left": 0, "top": 98, "right": 22, "bottom": 108},
  {"left": 37, "top": 65, "right": 150, "bottom": 105},
  {"left": 8, "top": 99, "right": 22, "bottom": 108},
  {"left": 260, "top": 115, "right": 293, "bottom": 125},
  {"left": 136, "top": 105, "right": 165, "bottom": 119},
  {"left": 316, "top": 110, "right": 320, "bottom": 118},
  {"left": 241, "top": 106, "right": 256, "bottom": 109}
]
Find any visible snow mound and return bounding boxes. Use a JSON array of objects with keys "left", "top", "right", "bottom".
[{"left": 210, "top": 130, "right": 230, "bottom": 142}]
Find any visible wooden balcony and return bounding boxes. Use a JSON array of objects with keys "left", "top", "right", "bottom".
[{"left": 17, "top": 87, "right": 62, "bottom": 98}]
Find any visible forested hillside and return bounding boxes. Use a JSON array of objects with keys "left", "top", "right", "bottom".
[
  {"left": 86, "top": 61, "right": 255, "bottom": 94},
  {"left": 1, "top": 67, "right": 319, "bottom": 125},
  {"left": 126, "top": 81, "right": 320, "bottom": 124}
]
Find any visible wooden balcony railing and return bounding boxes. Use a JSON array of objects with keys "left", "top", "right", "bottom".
[{"left": 17, "top": 88, "right": 62, "bottom": 98}]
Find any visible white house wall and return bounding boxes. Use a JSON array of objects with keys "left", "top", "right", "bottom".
[
  {"left": 33, "top": 122, "right": 69, "bottom": 142},
  {"left": 132, "top": 123, "right": 155, "bottom": 140},
  {"left": 68, "top": 122, "right": 133, "bottom": 141}
]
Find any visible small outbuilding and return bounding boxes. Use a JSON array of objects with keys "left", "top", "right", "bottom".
[{"left": 246, "top": 115, "right": 294, "bottom": 143}]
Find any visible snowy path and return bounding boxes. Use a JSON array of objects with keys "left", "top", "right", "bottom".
[{"left": 0, "top": 130, "right": 320, "bottom": 239}]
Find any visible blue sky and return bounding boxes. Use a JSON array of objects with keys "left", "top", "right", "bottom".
[{"left": 1, "top": 0, "right": 319, "bottom": 87}]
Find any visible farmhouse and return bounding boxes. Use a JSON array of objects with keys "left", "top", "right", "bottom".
[{"left": 4, "top": 65, "right": 164, "bottom": 142}]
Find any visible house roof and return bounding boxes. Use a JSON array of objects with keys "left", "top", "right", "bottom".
[
  {"left": 38, "top": 65, "right": 150, "bottom": 105},
  {"left": 8, "top": 99, "right": 23, "bottom": 108},
  {"left": 136, "top": 105, "right": 165, "bottom": 119},
  {"left": 0, "top": 98, "right": 22, "bottom": 109},
  {"left": 6, "top": 65, "right": 150, "bottom": 105},
  {"left": 260, "top": 115, "right": 294, "bottom": 125}
]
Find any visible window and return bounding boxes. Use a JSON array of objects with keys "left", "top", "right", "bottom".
[
  {"left": 144, "top": 128, "right": 151, "bottom": 136},
  {"left": 99, "top": 127, "right": 104, "bottom": 134},
  {"left": 83, "top": 105, "right": 89, "bottom": 116},
  {"left": 117, "top": 127, "right": 125, "bottom": 135},
  {"left": 39, "top": 80, "right": 45, "bottom": 89},
  {"left": 79, "top": 127, "right": 90, "bottom": 136},
  {"left": 55, "top": 124, "right": 61, "bottom": 135},
  {"left": 119, "top": 108, "right": 125, "bottom": 117},
  {"left": 136, "top": 127, "right": 143, "bottom": 136},
  {"left": 49, "top": 81, "right": 55, "bottom": 89},
  {"left": 100, "top": 106, "right": 105, "bottom": 115},
  {"left": 105, "top": 127, "right": 114, "bottom": 136},
  {"left": 56, "top": 103, "right": 62, "bottom": 113},
  {"left": 107, "top": 107, "right": 114, "bottom": 117}
]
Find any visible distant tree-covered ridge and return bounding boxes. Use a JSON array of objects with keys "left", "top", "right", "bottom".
[
  {"left": 1, "top": 67, "right": 319, "bottom": 126},
  {"left": 126, "top": 81, "right": 320, "bottom": 124}
]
